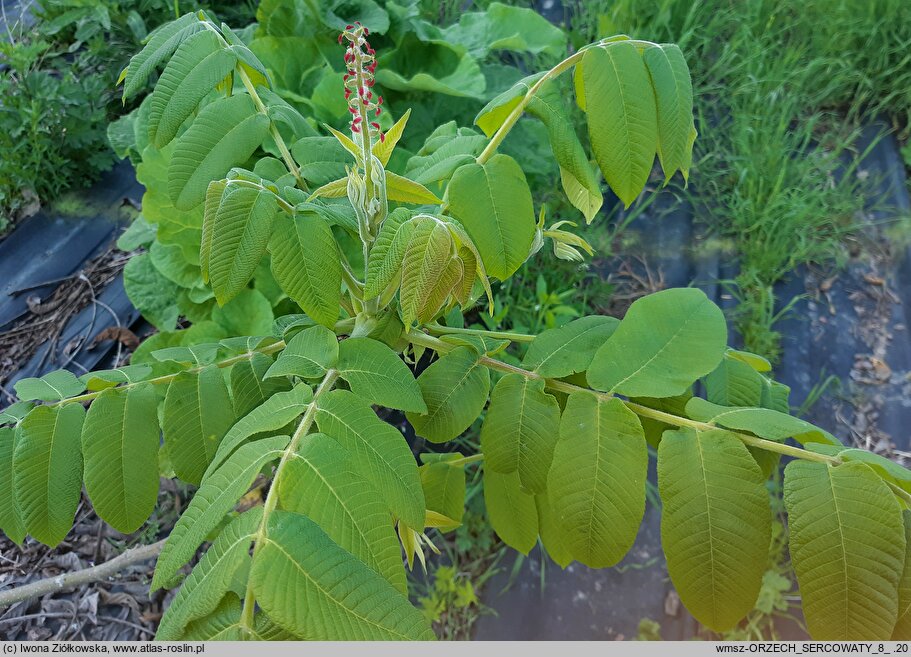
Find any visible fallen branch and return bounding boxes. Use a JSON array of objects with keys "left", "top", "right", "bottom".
[{"left": 0, "top": 539, "right": 165, "bottom": 609}]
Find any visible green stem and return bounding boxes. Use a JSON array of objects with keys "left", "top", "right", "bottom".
[
  {"left": 476, "top": 50, "right": 586, "bottom": 165},
  {"left": 49, "top": 340, "right": 288, "bottom": 407},
  {"left": 425, "top": 323, "right": 536, "bottom": 343},
  {"left": 445, "top": 453, "right": 484, "bottom": 467},
  {"left": 404, "top": 331, "right": 840, "bottom": 467},
  {"left": 240, "top": 369, "right": 340, "bottom": 632}
]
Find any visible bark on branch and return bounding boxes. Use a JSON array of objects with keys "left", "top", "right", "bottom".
[{"left": 0, "top": 539, "right": 165, "bottom": 608}]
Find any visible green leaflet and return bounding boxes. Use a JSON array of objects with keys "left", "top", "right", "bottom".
[
  {"left": 14, "top": 369, "right": 85, "bottom": 402},
  {"left": 522, "top": 315, "right": 619, "bottom": 379},
  {"left": 784, "top": 461, "right": 905, "bottom": 640},
  {"left": 265, "top": 325, "right": 339, "bottom": 380},
  {"left": 290, "top": 136, "right": 353, "bottom": 188},
  {"left": 895, "top": 511, "right": 911, "bottom": 640},
  {"left": 657, "top": 428, "right": 771, "bottom": 631},
  {"left": 122, "top": 13, "right": 205, "bottom": 100},
  {"left": 230, "top": 352, "right": 290, "bottom": 418},
  {"left": 206, "top": 384, "right": 312, "bottom": 478},
  {"left": 152, "top": 435, "right": 290, "bottom": 591},
  {"left": 278, "top": 434, "right": 406, "bottom": 594},
  {"left": 81, "top": 384, "right": 160, "bottom": 534},
  {"left": 14, "top": 404, "right": 85, "bottom": 547},
  {"left": 535, "top": 491, "right": 573, "bottom": 568},
  {"left": 474, "top": 72, "right": 545, "bottom": 138},
  {"left": 480, "top": 374, "right": 560, "bottom": 493},
  {"left": 527, "top": 80, "right": 603, "bottom": 222},
  {"left": 384, "top": 172, "right": 443, "bottom": 205},
  {"left": 588, "top": 288, "right": 727, "bottom": 398},
  {"left": 447, "top": 154, "right": 535, "bottom": 281},
  {"left": 704, "top": 355, "right": 764, "bottom": 407},
  {"left": 156, "top": 508, "right": 262, "bottom": 640},
  {"left": 163, "top": 365, "right": 236, "bottom": 486},
  {"left": 404, "top": 132, "right": 487, "bottom": 187},
  {"left": 580, "top": 42, "right": 657, "bottom": 207},
  {"left": 315, "top": 390, "right": 425, "bottom": 529},
  {"left": 180, "top": 596, "right": 244, "bottom": 640},
  {"left": 372, "top": 109, "right": 410, "bottom": 167},
  {"left": 168, "top": 94, "right": 270, "bottom": 210},
  {"left": 419, "top": 453, "right": 466, "bottom": 531},
  {"left": 0, "top": 401, "right": 34, "bottom": 426},
  {"left": 148, "top": 30, "right": 237, "bottom": 148},
  {"left": 81, "top": 365, "right": 153, "bottom": 391},
  {"left": 337, "top": 337, "right": 426, "bottom": 413},
  {"left": 643, "top": 44, "right": 696, "bottom": 183},
  {"left": 685, "top": 398, "right": 840, "bottom": 446},
  {"left": 407, "top": 346, "right": 490, "bottom": 444},
  {"left": 364, "top": 208, "right": 413, "bottom": 299},
  {"left": 269, "top": 209, "right": 341, "bottom": 328},
  {"left": 206, "top": 185, "right": 279, "bottom": 305},
  {"left": 548, "top": 393, "right": 646, "bottom": 568},
  {"left": 124, "top": 252, "right": 180, "bottom": 331},
  {"left": 252, "top": 511, "right": 435, "bottom": 640},
  {"left": 0, "top": 427, "right": 25, "bottom": 544},
  {"left": 399, "top": 217, "right": 458, "bottom": 328},
  {"left": 201, "top": 180, "right": 226, "bottom": 284},
  {"left": 483, "top": 468, "right": 538, "bottom": 555}
]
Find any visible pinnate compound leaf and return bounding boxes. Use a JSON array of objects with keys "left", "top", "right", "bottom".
[
  {"left": 122, "top": 13, "right": 205, "bottom": 100},
  {"left": 14, "top": 404, "right": 85, "bottom": 547},
  {"left": 643, "top": 44, "right": 696, "bottom": 183},
  {"left": 548, "top": 393, "right": 646, "bottom": 568},
  {"left": 337, "top": 338, "right": 425, "bottom": 413},
  {"left": 252, "top": 511, "right": 435, "bottom": 640},
  {"left": 163, "top": 365, "right": 236, "bottom": 485},
  {"left": 522, "top": 315, "right": 618, "bottom": 378},
  {"left": 315, "top": 390, "right": 425, "bottom": 529},
  {"left": 784, "top": 460, "right": 905, "bottom": 640},
  {"left": 279, "top": 434, "right": 406, "bottom": 594},
  {"left": 206, "top": 384, "right": 311, "bottom": 478},
  {"left": 149, "top": 30, "right": 237, "bottom": 148},
  {"left": 152, "top": 435, "right": 290, "bottom": 590},
  {"left": 156, "top": 508, "right": 262, "bottom": 640},
  {"left": 527, "top": 80, "right": 603, "bottom": 222},
  {"left": 483, "top": 468, "right": 537, "bottom": 554},
  {"left": 657, "top": 428, "right": 771, "bottom": 631},
  {"left": 587, "top": 288, "right": 727, "bottom": 398},
  {"left": 269, "top": 209, "right": 341, "bottom": 328},
  {"left": 0, "top": 427, "right": 26, "bottom": 544},
  {"left": 580, "top": 42, "right": 657, "bottom": 207},
  {"left": 406, "top": 346, "right": 490, "bottom": 444},
  {"left": 685, "top": 398, "right": 840, "bottom": 446},
  {"left": 265, "top": 325, "right": 338, "bottom": 380},
  {"left": 447, "top": 154, "right": 535, "bottom": 280},
  {"left": 14, "top": 369, "right": 85, "bottom": 402},
  {"left": 208, "top": 186, "right": 279, "bottom": 305},
  {"left": 480, "top": 374, "right": 560, "bottom": 493},
  {"left": 169, "top": 94, "right": 270, "bottom": 210},
  {"left": 82, "top": 384, "right": 160, "bottom": 533}
]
